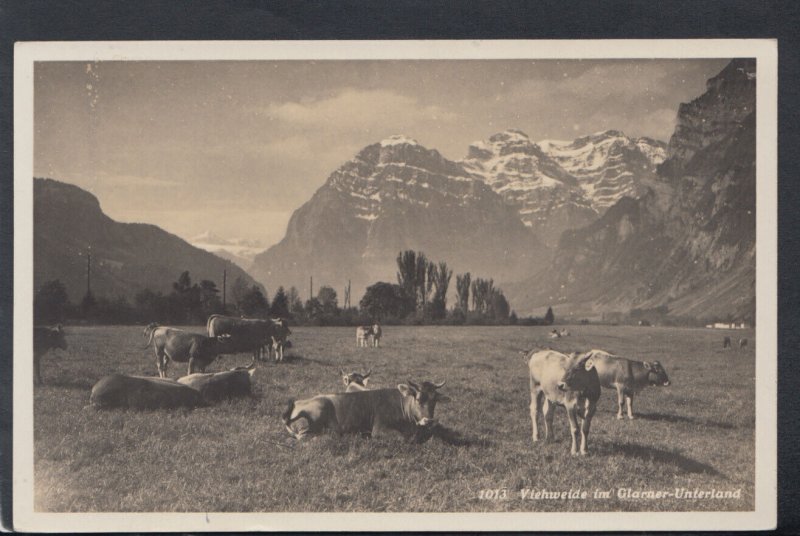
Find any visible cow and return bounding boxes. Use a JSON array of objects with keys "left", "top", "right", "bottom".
[
  {"left": 739, "top": 338, "right": 748, "bottom": 349},
  {"left": 143, "top": 325, "right": 230, "bottom": 377},
  {"left": 356, "top": 326, "right": 373, "bottom": 347},
  {"left": 370, "top": 323, "right": 383, "bottom": 347},
  {"left": 88, "top": 373, "right": 205, "bottom": 409},
  {"left": 282, "top": 380, "right": 449, "bottom": 441},
  {"left": 207, "top": 314, "right": 274, "bottom": 362},
  {"left": 340, "top": 368, "right": 371, "bottom": 392},
  {"left": 527, "top": 349, "right": 600, "bottom": 455},
  {"left": 177, "top": 364, "right": 256, "bottom": 402},
  {"left": 559, "top": 328, "right": 570, "bottom": 337},
  {"left": 549, "top": 329, "right": 561, "bottom": 339},
  {"left": 33, "top": 324, "right": 68, "bottom": 385},
  {"left": 583, "top": 349, "right": 670, "bottom": 420},
  {"left": 266, "top": 318, "right": 292, "bottom": 362},
  {"left": 723, "top": 336, "right": 732, "bottom": 349}
]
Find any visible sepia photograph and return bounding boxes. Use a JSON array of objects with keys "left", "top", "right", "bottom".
[{"left": 13, "top": 40, "right": 777, "bottom": 532}]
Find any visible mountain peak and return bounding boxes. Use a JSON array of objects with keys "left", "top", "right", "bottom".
[{"left": 379, "top": 135, "right": 419, "bottom": 147}]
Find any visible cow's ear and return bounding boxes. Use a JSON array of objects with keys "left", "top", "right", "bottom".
[
  {"left": 363, "top": 377, "right": 369, "bottom": 386},
  {"left": 56, "top": 324, "right": 63, "bottom": 332},
  {"left": 643, "top": 362, "right": 652, "bottom": 370},
  {"left": 584, "top": 358, "right": 595, "bottom": 371},
  {"left": 397, "top": 384, "right": 415, "bottom": 397}
]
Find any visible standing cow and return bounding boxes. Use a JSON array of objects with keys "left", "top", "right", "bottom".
[
  {"left": 739, "top": 338, "right": 748, "bottom": 349},
  {"left": 283, "top": 380, "right": 449, "bottom": 441},
  {"left": 527, "top": 349, "right": 600, "bottom": 455},
  {"left": 723, "top": 336, "right": 732, "bottom": 349},
  {"left": 143, "top": 324, "right": 229, "bottom": 377},
  {"left": 370, "top": 323, "right": 383, "bottom": 347},
  {"left": 583, "top": 349, "right": 670, "bottom": 420},
  {"left": 356, "top": 326, "right": 373, "bottom": 347},
  {"left": 33, "top": 324, "right": 67, "bottom": 385},
  {"left": 207, "top": 314, "right": 274, "bottom": 362},
  {"left": 267, "top": 318, "right": 292, "bottom": 362}
]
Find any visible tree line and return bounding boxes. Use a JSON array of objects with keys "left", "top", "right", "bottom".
[{"left": 34, "top": 250, "right": 556, "bottom": 326}]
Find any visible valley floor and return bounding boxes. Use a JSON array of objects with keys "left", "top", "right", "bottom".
[{"left": 33, "top": 325, "right": 755, "bottom": 513}]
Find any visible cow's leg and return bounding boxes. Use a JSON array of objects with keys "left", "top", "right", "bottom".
[
  {"left": 579, "top": 399, "right": 596, "bottom": 455},
  {"left": 156, "top": 350, "right": 168, "bottom": 378},
  {"left": 566, "top": 405, "right": 580, "bottom": 455},
  {"left": 543, "top": 397, "right": 556, "bottom": 442},
  {"left": 615, "top": 387, "right": 625, "bottom": 419},
  {"left": 626, "top": 393, "right": 635, "bottom": 420},
  {"left": 529, "top": 382, "right": 541, "bottom": 443}
]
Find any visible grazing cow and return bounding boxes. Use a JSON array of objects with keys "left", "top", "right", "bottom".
[
  {"left": 370, "top": 323, "right": 383, "bottom": 347},
  {"left": 282, "top": 380, "right": 449, "bottom": 441},
  {"left": 723, "top": 336, "right": 732, "bottom": 349},
  {"left": 356, "top": 326, "right": 373, "bottom": 347},
  {"left": 143, "top": 325, "right": 230, "bottom": 377},
  {"left": 267, "top": 318, "right": 292, "bottom": 362},
  {"left": 527, "top": 349, "right": 600, "bottom": 455},
  {"left": 89, "top": 374, "right": 205, "bottom": 409},
  {"left": 739, "top": 338, "right": 748, "bottom": 349},
  {"left": 207, "top": 314, "right": 274, "bottom": 362},
  {"left": 583, "top": 349, "right": 670, "bottom": 420},
  {"left": 33, "top": 324, "right": 67, "bottom": 385},
  {"left": 549, "top": 329, "right": 561, "bottom": 339},
  {"left": 340, "top": 368, "right": 372, "bottom": 392},
  {"left": 177, "top": 364, "right": 256, "bottom": 402}
]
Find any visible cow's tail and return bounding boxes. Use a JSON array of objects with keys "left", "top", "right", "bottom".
[{"left": 206, "top": 314, "right": 219, "bottom": 336}]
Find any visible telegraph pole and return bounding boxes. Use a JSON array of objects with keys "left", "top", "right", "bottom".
[
  {"left": 309, "top": 276, "right": 313, "bottom": 300},
  {"left": 86, "top": 252, "right": 91, "bottom": 296},
  {"left": 222, "top": 268, "right": 227, "bottom": 312}
]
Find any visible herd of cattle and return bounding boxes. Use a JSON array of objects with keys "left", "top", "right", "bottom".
[{"left": 34, "top": 321, "right": 748, "bottom": 455}]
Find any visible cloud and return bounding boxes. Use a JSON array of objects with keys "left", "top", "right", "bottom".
[{"left": 262, "top": 89, "right": 459, "bottom": 132}]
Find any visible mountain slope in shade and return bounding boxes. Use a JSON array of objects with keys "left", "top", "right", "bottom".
[
  {"left": 462, "top": 130, "right": 598, "bottom": 247},
  {"left": 34, "top": 178, "right": 259, "bottom": 303},
  {"left": 250, "top": 136, "right": 547, "bottom": 299},
  {"left": 508, "top": 59, "right": 756, "bottom": 320},
  {"left": 538, "top": 130, "right": 667, "bottom": 211}
]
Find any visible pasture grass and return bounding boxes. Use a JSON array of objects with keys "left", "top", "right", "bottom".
[{"left": 33, "top": 325, "right": 755, "bottom": 512}]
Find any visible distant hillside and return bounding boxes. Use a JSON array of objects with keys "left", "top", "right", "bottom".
[{"left": 34, "top": 178, "right": 259, "bottom": 303}]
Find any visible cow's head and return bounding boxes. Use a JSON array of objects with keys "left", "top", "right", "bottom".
[
  {"left": 341, "top": 368, "right": 371, "bottom": 388},
  {"left": 52, "top": 324, "right": 68, "bottom": 350},
  {"left": 397, "top": 380, "right": 449, "bottom": 427},
  {"left": 644, "top": 360, "right": 670, "bottom": 386},
  {"left": 143, "top": 322, "right": 159, "bottom": 336},
  {"left": 558, "top": 354, "right": 597, "bottom": 393}
]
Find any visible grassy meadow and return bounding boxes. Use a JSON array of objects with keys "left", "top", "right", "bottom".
[{"left": 33, "top": 324, "right": 755, "bottom": 512}]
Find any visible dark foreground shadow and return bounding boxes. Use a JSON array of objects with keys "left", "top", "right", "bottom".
[
  {"left": 428, "top": 425, "right": 492, "bottom": 447},
  {"left": 599, "top": 441, "right": 724, "bottom": 477},
  {"left": 635, "top": 411, "right": 737, "bottom": 430}
]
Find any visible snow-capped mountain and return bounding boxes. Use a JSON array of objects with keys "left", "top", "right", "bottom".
[
  {"left": 538, "top": 130, "right": 667, "bottom": 211},
  {"left": 191, "top": 231, "right": 264, "bottom": 270},
  {"left": 462, "top": 130, "right": 598, "bottom": 247},
  {"left": 250, "top": 135, "right": 546, "bottom": 297}
]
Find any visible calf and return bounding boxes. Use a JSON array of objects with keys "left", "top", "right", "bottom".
[
  {"left": 739, "top": 338, "right": 748, "bottom": 349},
  {"left": 283, "top": 380, "right": 449, "bottom": 441},
  {"left": 527, "top": 349, "right": 600, "bottom": 455},
  {"left": 723, "top": 336, "right": 732, "bottom": 349},
  {"left": 144, "top": 325, "right": 229, "bottom": 377},
  {"left": 177, "top": 364, "right": 255, "bottom": 402},
  {"left": 356, "top": 326, "right": 373, "bottom": 347},
  {"left": 33, "top": 324, "right": 68, "bottom": 385},
  {"left": 267, "top": 318, "right": 292, "bottom": 362},
  {"left": 584, "top": 349, "right": 670, "bottom": 419},
  {"left": 89, "top": 374, "right": 205, "bottom": 409},
  {"left": 340, "top": 368, "right": 371, "bottom": 392}
]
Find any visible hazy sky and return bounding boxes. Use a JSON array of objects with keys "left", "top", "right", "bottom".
[{"left": 34, "top": 58, "right": 730, "bottom": 247}]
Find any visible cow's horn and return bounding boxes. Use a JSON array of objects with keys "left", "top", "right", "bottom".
[
  {"left": 340, "top": 367, "right": 346, "bottom": 376},
  {"left": 363, "top": 369, "right": 371, "bottom": 378},
  {"left": 433, "top": 380, "right": 446, "bottom": 389},
  {"left": 407, "top": 380, "right": 419, "bottom": 390}
]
